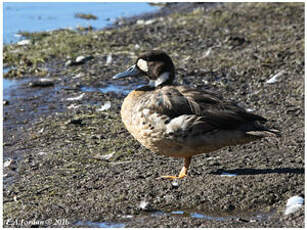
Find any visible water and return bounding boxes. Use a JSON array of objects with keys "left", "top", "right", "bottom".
[
  {"left": 3, "top": 78, "right": 20, "bottom": 99},
  {"left": 3, "top": 2, "right": 158, "bottom": 44},
  {"left": 3, "top": 79, "right": 17, "bottom": 89},
  {"left": 3, "top": 2, "right": 158, "bottom": 92},
  {"left": 74, "top": 208, "right": 274, "bottom": 228},
  {"left": 149, "top": 209, "right": 274, "bottom": 222},
  {"left": 75, "top": 221, "right": 125, "bottom": 228},
  {"left": 220, "top": 172, "right": 238, "bottom": 177},
  {"left": 81, "top": 83, "right": 145, "bottom": 95},
  {"left": 151, "top": 210, "right": 228, "bottom": 221}
]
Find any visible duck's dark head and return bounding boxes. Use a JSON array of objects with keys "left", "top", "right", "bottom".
[{"left": 113, "top": 50, "right": 175, "bottom": 87}]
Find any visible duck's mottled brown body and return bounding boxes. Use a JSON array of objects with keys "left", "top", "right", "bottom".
[
  {"left": 114, "top": 50, "right": 279, "bottom": 179},
  {"left": 121, "top": 85, "right": 273, "bottom": 159}
]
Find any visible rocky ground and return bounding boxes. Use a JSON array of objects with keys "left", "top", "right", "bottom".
[{"left": 3, "top": 2, "right": 304, "bottom": 228}]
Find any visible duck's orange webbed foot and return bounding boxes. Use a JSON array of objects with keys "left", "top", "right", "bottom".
[{"left": 158, "top": 157, "right": 191, "bottom": 180}]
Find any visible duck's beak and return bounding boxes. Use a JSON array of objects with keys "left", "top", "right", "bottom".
[{"left": 113, "top": 64, "right": 142, "bottom": 79}]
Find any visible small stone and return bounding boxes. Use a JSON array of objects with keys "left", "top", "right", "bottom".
[
  {"left": 266, "top": 70, "right": 286, "bottom": 84},
  {"left": 236, "top": 218, "right": 249, "bottom": 222},
  {"left": 66, "top": 118, "right": 83, "bottom": 125},
  {"left": 144, "top": 19, "right": 156, "bottom": 25},
  {"left": 139, "top": 200, "right": 150, "bottom": 211},
  {"left": 66, "top": 93, "right": 85, "bottom": 101},
  {"left": 97, "top": 101, "right": 111, "bottom": 111},
  {"left": 28, "top": 78, "right": 54, "bottom": 87},
  {"left": 65, "top": 60, "right": 73, "bottom": 67},
  {"left": 3, "top": 100, "right": 9, "bottom": 105},
  {"left": 136, "top": 19, "right": 145, "bottom": 25},
  {"left": 75, "top": 55, "right": 86, "bottom": 63},
  {"left": 99, "top": 152, "right": 114, "bottom": 160},
  {"left": 172, "top": 180, "right": 179, "bottom": 187},
  {"left": 4, "top": 158, "right": 14, "bottom": 168},
  {"left": 73, "top": 72, "right": 84, "bottom": 79},
  {"left": 202, "top": 47, "right": 212, "bottom": 58},
  {"left": 75, "top": 55, "right": 94, "bottom": 64},
  {"left": 121, "top": 215, "right": 133, "bottom": 219},
  {"left": 284, "top": 195, "right": 304, "bottom": 215},
  {"left": 106, "top": 54, "right": 113, "bottom": 65},
  {"left": 67, "top": 104, "right": 81, "bottom": 110},
  {"left": 17, "top": 39, "right": 31, "bottom": 45}
]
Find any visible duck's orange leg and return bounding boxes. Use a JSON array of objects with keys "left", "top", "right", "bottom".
[{"left": 160, "top": 157, "right": 191, "bottom": 179}]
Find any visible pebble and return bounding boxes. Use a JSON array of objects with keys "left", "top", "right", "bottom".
[
  {"left": 65, "top": 60, "right": 73, "bottom": 67},
  {"left": 17, "top": 39, "right": 31, "bottom": 45},
  {"left": 236, "top": 218, "right": 249, "bottom": 222},
  {"left": 266, "top": 70, "right": 286, "bottom": 84},
  {"left": 284, "top": 195, "right": 304, "bottom": 215},
  {"left": 136, "top": 19, "right": 145, "bottom": 25},
  {"left": 37, "top": 151, "right": 47, "bottom": 156},
  {"left": 97, "top": 101, "right": 111, "bottom": 111},
  {"left": 136, "top": 19, "right": 156, "bottom": 25},
  {"left": 3, "top": 100, "right": 10, "bottom": 105},
  {"left": 120, "top": 215, "right": 133, "bottom": 219},
  {"left": 75, "top": 55, "right": 86, "bottom": 63},
  {"left": 67, "top": 104, "right": 81, "bottom": 110},
  {"left": 106, "top": 54, "right": 113, "bottom": 65},
  {"left": 100, "top": 152, "right": 114, "bottom": 160},
  {"left": 202, "top": 47, "right": 212, "bottom": 58},
  {"left": 75, "top": 55, "right": 93, "bottom": 64},
  {"left": 66, "top": 118, "right": 83, "bottom": 125},
  {"left": 66, "top": 93, "right": 85, "bottom": 101},
  {"left": 171, "top": 180, "right": 179, "bottom": 187},
  {"left": 65, "top": 55, "right": 93, "bottom": 66},
  {"left": 4, "top": 158, "right": 14, "bottom": 168},
  {"left": 139, "top": 200, "right": 150, "bottom": 211},
  {"left": 73, "top": 72, "right": 84, "bottom": 79},
  {"left": 246, "top": 108, "right": 255, "bottom": 112},
  {"left": 28, "top": 78, "right": 55, "bottom": 87}
]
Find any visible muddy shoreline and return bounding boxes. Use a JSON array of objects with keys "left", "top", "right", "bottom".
[{"left": 3, "top": 2, "right": 304, "bottom": 227}]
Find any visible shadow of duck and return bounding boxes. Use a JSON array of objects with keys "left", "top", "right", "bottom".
[{"left": 211, "top": 167, "right": 304, "bottom": 176}]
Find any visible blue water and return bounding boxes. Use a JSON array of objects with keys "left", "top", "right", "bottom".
[
  {"left": 75, "top": 221, "right": 125, "bottom": 228},
  {"left": 3, "top": 2, "right": 158, "bottom": 44},
  {"left": 80, "top": 83, "right": 145, "bottom": 95},
  {"left": 3, "top": 2, "right": 158, "bottom": 91}
]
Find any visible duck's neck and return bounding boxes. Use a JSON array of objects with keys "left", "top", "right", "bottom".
[{"left": 148, "top": 72, "right": 174, "bottom": 88}]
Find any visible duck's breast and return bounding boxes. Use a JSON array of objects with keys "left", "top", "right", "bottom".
[{"left": 121, "top": 89, "right": 174, "bottom": 153}]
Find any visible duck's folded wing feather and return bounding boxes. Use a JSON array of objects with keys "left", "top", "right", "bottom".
[{"left": 142, "top": 86, "right": 266, "bottom": 132}]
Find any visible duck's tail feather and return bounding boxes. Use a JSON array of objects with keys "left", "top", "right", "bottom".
[{"left": 246, "top": 128, "right": 281, "bottom": 138}]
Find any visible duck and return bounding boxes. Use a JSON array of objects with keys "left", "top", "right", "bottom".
[{"left": 113, "top": 50, "right": 279, "bottom": 179}]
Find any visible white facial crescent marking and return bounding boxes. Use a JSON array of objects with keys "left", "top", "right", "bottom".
[{"left": 137, "top": 59, "right": 148, "bottom": 72}]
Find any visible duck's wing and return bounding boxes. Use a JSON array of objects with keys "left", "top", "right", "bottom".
[
  {"left": 175, "top": 86, "right": 267, "bottom": 129},
  {"left": 141, "top": 85, "right": 267, "bottom": 134}
]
